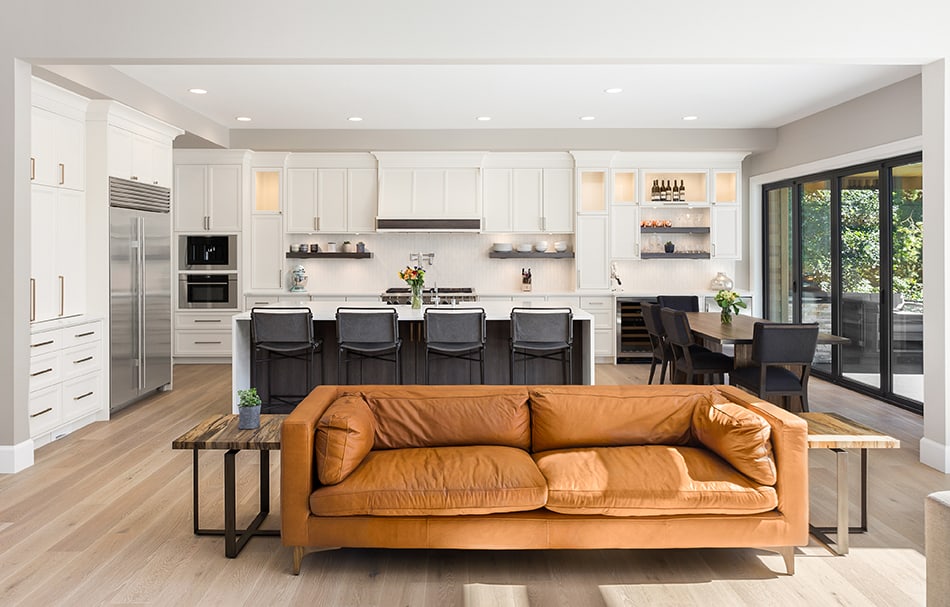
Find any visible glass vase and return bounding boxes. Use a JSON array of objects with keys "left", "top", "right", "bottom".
[
  {"left": 410, "top": 283, "right": 423, "bottom": 309},
  {"left": 720, "top": 308, "right": 733, "bottom": 325}
]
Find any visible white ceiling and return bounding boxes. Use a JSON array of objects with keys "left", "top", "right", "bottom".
[{"left": 113, "top": 63, "right": 920, "bottom": 131}]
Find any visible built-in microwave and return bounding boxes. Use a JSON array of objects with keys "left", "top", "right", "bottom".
[
  {"left": 179, "top": 234, "right": 237, "bottom": 271},
  {"left": 178, "top": 273, "right": 238, "bottom": 309}
]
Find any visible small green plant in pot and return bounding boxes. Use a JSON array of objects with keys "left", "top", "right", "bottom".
[{"left": 237, "top": 387, "right": 262, "bottom": 430}]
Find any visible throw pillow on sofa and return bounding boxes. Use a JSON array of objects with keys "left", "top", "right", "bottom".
[
  {"left": 691, "top": 402, "right": 777, "bottom": 486},
  {"left": 316, "top": 394, "right": 377, "bottom": 485}
]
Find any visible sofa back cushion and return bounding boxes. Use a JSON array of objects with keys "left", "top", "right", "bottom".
[
  {"left": 315, "top": 394, "right": 377, "bottom": 485},
  {"left": 357, "top": 386, "right": 531, "bottom": 450},
  {"left": 530, "top": 386, "right": 716, "bottom": 452},
  {"left": 691, "top": 401, "right": 776, "bottom": 486}
]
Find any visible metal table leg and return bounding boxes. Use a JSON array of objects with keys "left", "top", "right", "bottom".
[{"left": 810, "top": 447, "right": 872, "bottom": 555}]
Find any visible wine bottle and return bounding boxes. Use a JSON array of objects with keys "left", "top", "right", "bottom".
[
  {"left": 665, "top": 180, "right": 672, "bottom": 202},
  {"left": 679, "top": 179, "right": 686, "bottom": 201},
  {"left": 672, "top": 180, "right": 680, "bottom": 202},
  {"left": 651, "top": 180, "right": 658, "bottom": 201}
]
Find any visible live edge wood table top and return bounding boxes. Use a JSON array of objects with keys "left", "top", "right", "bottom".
[
  {"left": 799, "top": 412, "right": 900, "bottom": 450},
  {"left": 172, "top": 414, "right": 285, "bottom": 451}
]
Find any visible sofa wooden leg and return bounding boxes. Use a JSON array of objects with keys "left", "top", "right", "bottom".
[
  {"left": 776, "top": 546, "right": 795, "bottom": 575},
  {"left": 292, "top": 546, "right": 306, "bottom": 575}
]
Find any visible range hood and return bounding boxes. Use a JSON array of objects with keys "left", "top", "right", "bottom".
[{"left": 373, "top": 152, "right": 486, "bottom": 232}]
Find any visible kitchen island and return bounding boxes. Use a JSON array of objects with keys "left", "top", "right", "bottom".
[{"left": 230, "top": 301, "right": 595, "bottom": 409}]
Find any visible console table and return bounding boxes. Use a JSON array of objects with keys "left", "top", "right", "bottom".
[
  {"left": 800, "top": 411, "right": 900, "bottom": 555},
  {"left": 172, "top": 414, "right": 285, "bottom": 557}
]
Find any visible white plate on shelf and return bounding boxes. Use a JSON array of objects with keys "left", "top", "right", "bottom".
[
  {"left": 516, "top": 244, "right": 533, "bottom": 253},
  {"left": 493, "top": 243, "right": 512, "bottom": 252}
]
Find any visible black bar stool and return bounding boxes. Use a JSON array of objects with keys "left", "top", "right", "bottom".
[
  {"left": 424, "top": 307, "right": 487, "bottom": 384},
  {"left": 336, "top": 307, "right": 402, "bottom": 385},
  {"left": 250, "top": 307, "right": 322, "bottom": 411},
  {"left": 510, "top": 307, "right": 573, "bottom": 384}
]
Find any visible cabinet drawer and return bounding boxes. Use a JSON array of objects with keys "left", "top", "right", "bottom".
[
  {"left": 29, "top": 384, "right": 62, "bottom": 437},
  {"left": 61, "top": 342, "right": 101, "bottom": 380},
  {"left": 62, "top": 321, "right": 103, "bottom": 349},
  {"left": 175, "top": 331, "right": 232, "bottom": 356},
  {"left": 246, "top": 296, "right": 280, "bottom": 308},
  {"left": 175, "top": 312, "right": 235, "bottom": 329},
  {"left": 594, "top": 328, "right": 615, "bottom": 357},
  {"left": 580, "top": 296, "right": 613, "bottom": 309},
  {"left": 62, "top": 372, "right": 102, "bottom": 419},
  {"left": 585, "top": 309, "right": 614, "bottom": 330},
  {"left": 29, "top": 351, "right": 61, "bottom": 391},
  {"left": 30, "top": 329, "right": 63, "bottom": 357}
]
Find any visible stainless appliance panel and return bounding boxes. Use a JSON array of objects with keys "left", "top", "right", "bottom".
[
  {"left": 142, "top": 211, "right": 172, "bottom": 391},
  {"left": 109, "top": 208, "right": 140, "bottom": 409},
  {"left": 179, "top": 234, "right": 237, "bottom": 271},
  {"left": 178, "top": 274, "right": 238, "bottom": 309}
]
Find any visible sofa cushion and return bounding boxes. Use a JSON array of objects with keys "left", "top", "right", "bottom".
[
  {"left": 315, "top": 394, "right": 377, "bottom": 485},
  {"left": 310, "top": 445, "right": 548, "bottom": 516},
  {"left": 357, "top": 387, "right": 531, "bottom": 450},
  {"left": 692, "top": 402, "right": 776, "bottom": 486},
  {"left": 533, "top": 446, "right": 778, "bottom": 516},
  {"left": 530, "top": 387, "right": 716, "bottom": 452}
]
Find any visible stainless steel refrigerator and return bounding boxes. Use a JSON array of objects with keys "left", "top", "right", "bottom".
[{"left": 109, "top": 177, "right": 172, "bottom": 411}]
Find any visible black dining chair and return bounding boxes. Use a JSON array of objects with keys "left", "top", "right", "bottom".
[
  {"left": 423, "top": 307, "right": 487, "bottom": 384},
  {"left": 336, "top": 307, "right": 402, "bottom": 384},
  {"left": 657, "top": 295, "right": 700, "bottom": 313},
  {"left": 510, "top": 307, "right": 573, "bottom": 384},
  {"left": 640, "top": 302, "right": 670, "bottom": 384},
  {"left": 660, "top": 307, "right": 733, "bottom": 385},
  {"left": 250, "top": 307, "right": 322, "bottom": 411},
  {"left": 730, "top": 322, "right": 820, "bottom": 412}
]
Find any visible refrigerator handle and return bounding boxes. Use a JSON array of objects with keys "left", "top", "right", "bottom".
[{"left": 138, "top": 216, "right": 147, "bottom": 392}]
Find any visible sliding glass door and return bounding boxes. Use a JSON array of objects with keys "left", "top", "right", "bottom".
[{"left": 762, "top": 154, "right": 923, "bottom": 412}]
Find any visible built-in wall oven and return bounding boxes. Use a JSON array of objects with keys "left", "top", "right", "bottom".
[
  {"left": 179, "top": 234, "right": 237, "bottom": 271},
  {"left": 178, "top": 273, "right": 238, "bottom": 309}
]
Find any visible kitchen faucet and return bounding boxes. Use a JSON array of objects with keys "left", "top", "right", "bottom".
[{"left": 409, "top": 252, "right": 435, "bottom": 266}]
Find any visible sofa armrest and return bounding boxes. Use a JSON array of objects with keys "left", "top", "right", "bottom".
[
  {"left": 280, "top": 385, "right": 339, "bottom": 546},
  {"left": 716, "top": 385, "right": 809, "bottom": 539}
]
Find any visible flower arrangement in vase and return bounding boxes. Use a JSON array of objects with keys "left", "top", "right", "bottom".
[
  {"left": 714, "top": 289, "right": 747, "bottom": 325},
  {"left": 398, "top": 265, "right": 426, "bottom": 309}
]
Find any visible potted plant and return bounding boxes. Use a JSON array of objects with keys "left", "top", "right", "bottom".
[
  {"left": 342, "top": 240, "right": 355, "bottom": 253},
  {"left": 664, "top": 241, "right": 675, "bottom": 254},
  {"left": 237, "top": 387, "right": 262, "bottom": 429},
  {"left": 715, "top": 289, "right": 747, "bottom": 325}
]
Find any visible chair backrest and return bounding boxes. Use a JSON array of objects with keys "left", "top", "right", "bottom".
[
  {"left": 336, "top": 307, "right": 399, "bottom": 344},
  {"left": 752, "top": 322, "right": 819, "bottom": 365},
  {"left": 510, "top": 307, "right": 573, "bottom": 345},
  {"left": 425, "top": 307, "right": 486, "bottom": 344},
  {"left": 641, "top": 301, "right": 663, "bottom": 338},
  {"left": 251, "top": 307, "right": 313, "bottom": 344},
  {"left": 660, "top": 307, "right": 693, "bottom": 348},
  {"left": 657, "top": 295, "right": 699, "bottom": 313}
]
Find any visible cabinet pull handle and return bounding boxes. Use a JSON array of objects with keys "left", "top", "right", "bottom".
[
  {"left": 31, "top": 368, "right": 54, "bottom": 377},
  {"left": 131, "top": 175, "right": 139, "bottom": 181},
  {"left": 542, "top": 217, "right": 547, "bottom": 231},
  {"left": 59, "top": 163, "right": 65, "bottom": 185},
  {"left": 75, "top": 331, "right": 95, "bottom": 338},
  {"left": 253, "top": 301, "right": 270, "bottom": 305},
  {"left": 31, "top": 339, "right": 55, "bottom": 348},
  {"left": 195, "top": 340, "right": 222, "bottom": 345},
  {"left": 30, "top": 278, "right": 35, "bottom": 321},
  {"left": 30, "top": 407, "right": 53, "bottom": 418},
  {"left": 73, "top": 356, "right": 94, "bottom": 364},
  {"left": 153, "top": 180, "right": 158, "bottom": 185},
  {"left": 73, "top": 391, "right": 95, "bottom": 401},
  {"left": 194, "top": 319, "right": 222, "bottom": 323},
  {"left": 278, "top": 269, "right": 283, "bottom": 285},
  {"left": 59, "top": 275, "right": 65, "bottom": 316},
  {"left": 31, "top": 157, "right": 35, "bottom": 180}
]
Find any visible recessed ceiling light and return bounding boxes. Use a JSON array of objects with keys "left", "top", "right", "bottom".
[
  {"left": 476, "top": 116, "right": 492, "bottom": 121},
  {"left": 682, "top": 115, "right": 699, "bottom": 121},
  {"left": 604, "top": 88, "right": 623, "bottom": 94},
  {"left": 347, "top": 116, "right": 363, "bottom": 122},
  {"left": 235, "top": 116, "right": 252, "bottom": 122},
  {"left": 580, "top": 116, "right": 596, "bottom": 121},
  {"left": 188, "top": 88, "right": 207, "bottom": 95}
]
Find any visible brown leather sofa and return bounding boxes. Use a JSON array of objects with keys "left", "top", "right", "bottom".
[{"left": 281, "top": 384, "right": 808, "bottom": 575}]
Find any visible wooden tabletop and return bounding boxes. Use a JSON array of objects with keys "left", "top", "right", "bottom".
[
  {"left": 799, "top": 412, "right": 900, "bottom": 449},
  {"left": 172, "top": 414, "right": 286, "bottom": 450},
  {"left": 685, "top": 312, "right": 850, "bottom": 346}
]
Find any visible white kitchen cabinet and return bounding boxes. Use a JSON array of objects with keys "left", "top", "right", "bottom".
[
  {"left": 108, "top": 126, "right": 173, "bottom": 187},
  {"left": 575, "top": 214, "right": 610, "bottom": 290},
  {"left": 29, "top": 319, "right": 104, "bottom": 447},
  {"left": 576, "top": 169, "right": 608, "bottom": 214},
  {"left": 482, "top": 168, "right": 573, "bottom": 234},
  {"left": 175, "top": 311, "right": 234, "bottom": 358},
  {"left": 30, "top": 102, "right": 85, "bottom": 191},
  {"left": 378, "top": 167, "right": 480, "bottom": 219},
  {"left": 481, "top": 169, "right": 513, "bottom": 232},
  {"left": 511, "top": 169, "right": 543, "bottom": 232},
  {"left": 174, "top": 164, "right": 242, "bottom": 232},
  {"left": 31, "top": 185, "right": 85, "bottom": 322},
  {"left": 287, "top": 167, "right": 375, "bottom": 233},
  {"left": 610, "top": 204, "right": 640, "bottom": 260},
  {"left": 347, "top": 168, "right": 378, "bottom": 233},
  {"left": 580, "top": 296, "right": 615, "bottom": 359},
  {"left": 711, "top": 203, "right": 741, "bottom": 259},
  {"left": 541, "top": 168, "right": 574, "bottom": 232},
  {"left": 249, "top": 215, "right": 285, "bottom": 290}
]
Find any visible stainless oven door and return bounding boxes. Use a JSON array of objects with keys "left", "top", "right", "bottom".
[{"left": 178, "top": 274, "right": 238, "bottom": 309}]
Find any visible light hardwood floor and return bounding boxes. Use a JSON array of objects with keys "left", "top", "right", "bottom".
[{"left": 0, "top": 364, "right": 945, "bottom": 606}]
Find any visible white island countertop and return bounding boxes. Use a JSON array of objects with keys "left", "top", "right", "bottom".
[{"left": 233, "top": 300, "right": 594, "bottom": 322}]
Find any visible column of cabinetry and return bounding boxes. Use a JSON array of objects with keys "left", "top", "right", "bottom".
[
  {"left": 572, "top": 152, "right": 611, "bottom": 290},
  {"left": 286, "top": 154, "right": 377, "bottom": 233},
  {"left": 30, "top": 79, "right": 88, "bottom": 323},
  {"left": 249, "top": 161, "right": 286, "bottom": 291},
  {"left": 173, "top": 150, "right": 249, "bottom": 233},
  {"left": 29, "top": 319, "right": 105, "bottom": 448}
]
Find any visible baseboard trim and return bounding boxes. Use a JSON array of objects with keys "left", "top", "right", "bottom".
[
  {"left": 0, "top": 439, "right": 35, "bottom": 474},
  {"left": 920, "top": 437, "right": 950, "bottom": 473}
]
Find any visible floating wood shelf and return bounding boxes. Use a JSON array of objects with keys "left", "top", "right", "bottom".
[
  {"left": 640, "top": 252, "right": 711, "bottom": 260},
  {"left": 489, "top": 251, "right": 575, "bottom": 259},
  {"left": 286, "top": 252, "right": 374, "bottom": 259},
  {"left": 640, "top": 227, "right": 710, "bottom": 234}
]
